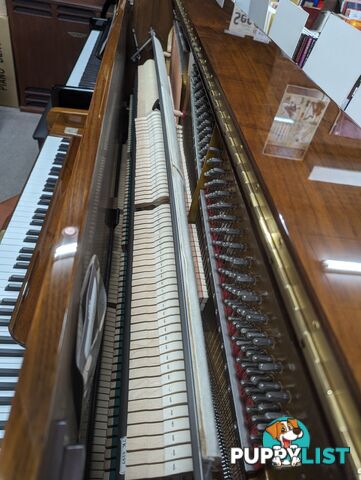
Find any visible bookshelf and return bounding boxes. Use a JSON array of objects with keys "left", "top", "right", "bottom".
[{"left": 227, "top": 0, "right": 361, "bottom": 127}]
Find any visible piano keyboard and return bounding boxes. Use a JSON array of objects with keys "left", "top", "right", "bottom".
[
  {"left": 66, "top": 30, "right": 102, "bottom": 89},
  {"left": 0, "top": 135, "right": 70, "bottom": 441}
]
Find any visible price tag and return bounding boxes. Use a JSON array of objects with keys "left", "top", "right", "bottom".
[{"left": 226, "top": 4, "right": 255, "bottom": 38}]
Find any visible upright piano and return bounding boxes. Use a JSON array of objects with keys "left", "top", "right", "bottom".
[{"left": 0, "top": 0, "right": 360, "bottom": 479}]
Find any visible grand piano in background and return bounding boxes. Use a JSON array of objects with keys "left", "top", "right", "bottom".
[{"left": 0, "top": 0, "right": 360, "bottom": 479}]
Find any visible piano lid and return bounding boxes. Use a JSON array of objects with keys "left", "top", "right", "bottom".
[{"left": 180, "top": 0, "right": 361, "bottom": 401}]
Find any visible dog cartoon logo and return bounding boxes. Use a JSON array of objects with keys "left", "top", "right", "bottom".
[{"left": 262, "top": 417, "right": 310, "bottom": 467}]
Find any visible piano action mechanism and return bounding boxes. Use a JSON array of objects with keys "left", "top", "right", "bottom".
[{"left": 0, "top": 0, "right": 360, "bottom": 479}]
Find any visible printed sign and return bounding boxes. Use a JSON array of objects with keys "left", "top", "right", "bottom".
[
  {"left": 226, "top": 3, "right": 271, "bottom": 43},
  {"left": 263, "top": 85, "right": 330, "bottom": 160},
  {"left": 227, "top": 4, "right": 256, "bottom": 37}
]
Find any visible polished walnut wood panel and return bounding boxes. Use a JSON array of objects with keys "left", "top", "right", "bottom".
[
  {"left": 8, "top": 136, "right": 81, "bottom": 346},
  {"left": 0, "top": 2, "right": 127, "bottom": 478},
  {"left": 182, "top": 0, "right": 361, "bottom": 397}
]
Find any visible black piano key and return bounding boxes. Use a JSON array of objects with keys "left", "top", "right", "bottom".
[
  {"left": 33, "top": 213, "right": 46, "bottom": 220},
  {"left": 58, "top": 144, "right": 68, "bottom": 152},
  {"left": 30, "top": 220, "right": 43, "bottom": 227},
  {"left": 16, "top": 254, "right": 32, "bottom": 262},
  {"left": 26, "top": 229, "right": 40, "bottom": 236},
  {"left": 13, "top": 262, "right": 29, "bottom": 270},
  {"left": 24, "top": 236, "right": 38, "bottom": 243},
  {"left": 0, "top": 299, "right": 16, "bottom": 306},
  {"left": 49, "top": 168, "right": 61, "bottom": 175},
  {"left": 53, "top": 159, "right": 64, "bottom": 166},
  {"left": 43, "top": 187, "right": 54, "bottom": 193},
  {"left": 0, "top": 394, "right": 14, "bottom": 404},
  {"left": 0, "top": 348, "right": 23, "bottom": 358},
  {"left": 19, "top": 247, "right": 34, "bottom": 254},
  {"left": 0, "top": 378, "right": 18, "bottom": 389},
  {"left": 5, "top": 284, "right": 21, "bottom": 292},
  {"left": 8, "top": 275, "right": 25, "bottom": 282},
  {"left": 46, "top": 177, "right": 57, "bottom": 184},
  {"left": 0, "top": 368, "right": 20, "bottom": 377},
  {"left": 38, "top": 199, "right": 50, "bottom": 206},
  {"left": 40, "top": 194, "right": 52, "bottom": 201},
  {"left": 35, "top": 208, "right": 47, "bottom": 215},
  {"left": 0, "top": 308, "right": 13, "bottom": 316}
]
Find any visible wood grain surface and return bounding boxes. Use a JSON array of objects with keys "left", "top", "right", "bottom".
[
  {"left": 0, "top": 2, "right": 127, "bottom": 478},
  {"left": 182, "top": 0, "right": 361, "bottom": 397}
]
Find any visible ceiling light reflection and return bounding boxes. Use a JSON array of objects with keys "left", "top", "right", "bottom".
[
  {"left": 54, "top": 242, "right": 78, "bottom": 259},
  {"left": 323, "top": 259, "right": 361, "bottom": 274}
]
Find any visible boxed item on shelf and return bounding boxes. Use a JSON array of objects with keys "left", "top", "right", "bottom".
[
  {"left": 0, "top": 0, "right": 6, "bottom": 16},
  {"left": 0, "top": 15, "right": 18, "bottom": 107}
]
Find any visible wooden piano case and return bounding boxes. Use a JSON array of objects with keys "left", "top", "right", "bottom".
[
  {"left": 5, "top": 0, "right": 104, "bottom": 112},
  {"left": 0, "top": 2, "right": 129, "bottom": 478}
]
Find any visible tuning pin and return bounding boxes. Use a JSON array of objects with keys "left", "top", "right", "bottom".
[
  {"left": 204, "top": 179, "right": 228, "bottom": 188},
  {"left": 213, "top": 241, "right": 246, "bottom": 250},
  {"left": 205, "top": 157, "right": 223, "bottom": 166},
  {"left": 251, "top": 353, "right": 273, "bottom": 363},
  {"left": 208, "top": 214, "right": 238, "bottom": 222},
  {"left": 258, "top": 362, "right": 282, "bottom": 372},
  {"left": 257, "top": 381, "right": 282, "bottom": 392},
  {"left": 252, "top": 337, "right": 274, "bottom": 347},
  {"left": 251, "top": 411, "right": 286, "bottom": 423},
  {"left": 265, "top": 391, "right": 291, "bottom": 403},
  {"left": 235, "top": 291, "right": 261, "bottom": 305},
  {"left": 245, "top": 331, "right": 267, "bottom": 340},
  {"left": 245, "top": 312, "right": 268, "bottom": 324},
  {"left": 245, "top": 387, "right": 263, "bottom": 397},
  {"left": 244, "top": 348, "right": 266, "bottom": 359},
  {"left": 255, "top": 402, "right": 281, "bottom": 413},
  {"left": 208, "top": 202, "right": 235, "bottom": 210},
  {"left": 220, "top": 272, "right": 256, "bottom": 285},
  {"left": 204, "top": 167, "right": 226, "bottom": 177},
  {"left": 249, "top": 375, "right": 272, "bottom": 386},
  {"left": 211, "top": 230, "right": 242, "bottom": 238},
  {"left": 205, "top": 190, "right": 230, "bottom": 199},
  {"left": 215, "top": 253, "right": 251, "bottom": 267}
]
